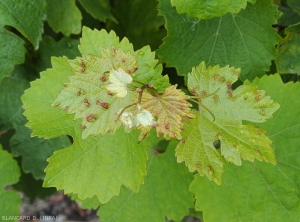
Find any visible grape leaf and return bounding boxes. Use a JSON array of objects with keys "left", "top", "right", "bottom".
[
  {"left": 0, "top": 28, "right": 25, "bottom": 80},
  {"left": 106, "top": 0, "right": 166, "bottom": 50},
  {"left": 0, "top": 0, "right": 46, "bottom": 48},
  {"left": 141, "top": 85, "right": 194, "bottom": 140},
  {"left": 171, "top": 0, "right": 256, "bottom": 19},
  {"left": 77, "top": 0, "right": 117, "bottom": 23},
  {"left": 190, "top": 74, "right": 300, "bottom": 221},
  {"left": 0, "top": 75, "right": 70, "bottom": 179},
  {"left": 52, "top": 47, "right": 139, "bottom": 139},
  {"left": 52, "top": 28, "right": 169, "bottom": 139},
  {"left": 176, "top": 62, "right": 279, "bottom": 185},
  {"left": 46, "top": 0, "right": 82, "bottom": 36},
  {"left": 22, "top": 57, "right": 147, "bottom": 203},
  {"left": 0, "top": 145, "right": 21, "bottom": 218},
  {"left": 288, "top": 0, "right": 300, "bottom": 15},
  {"left": 44, "top": 129, "right": 147, "bottom": 204},
  {"left": 157, "top": 0, "right": 281, "bottom": 81},
  {"left": 276, "top": 23, "right": 300, "bottom": 75},
  {"left": 99, "top": 139, "right": 194, "bottom": 222},
  {"left": 35, "top": 35, "right": 80, "bottom": 73}
]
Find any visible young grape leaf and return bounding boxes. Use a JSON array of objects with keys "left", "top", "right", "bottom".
[
  {"left": 0, "top": 28, "right": 25, "bottom": 80},
  {"left": 46, "top": 0, "right": 82, "bottom": 36},
  {"left": 0, "top": 74, "right": 70, "bottom": 179},
  {"left": 99, "top": 139, "right": 194, "bottom": 222},
  {"left": 0, "top": 0, "right": 46, "bottom": 48},
  {"left": 52, "top": 47, "right": 139, "bottom": 139},
  {"left": 0, "top": 145, "right": 21, "bottom": 218},
  {"left": 190, "top": 74, "right": 300, "bottom": 221},
  {"left": 52, "top": 28, "right": 169, "bottom": 139},
  {"left": 141, "top": 85, "right": 194, "bottom": 140},
  {"left": 176, "top": 62, "right": 279, "bottom": 185},
  {"left": 44, "top": 129, "right": 147, "bottom": 204},
  {"left": 171, "top": 0, "right": 256, "bottom": 19},
  {"left": 106, "top": 0, "right": 166, "bottom": 50},
  {"left": 157, "top": 0, "right": 281, "bottom": 81},
  {"left": 77, "top": 0, "right": 117, "bottom": 23},
  {"left": 276, "top": 23, "right": 300, "bottom": 75}
]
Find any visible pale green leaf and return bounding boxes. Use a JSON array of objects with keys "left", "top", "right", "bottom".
[
  {"left": 0, "top": 0, "right": 46, "bottom": 48},
  {"left": 106, "top": 0, "right": 166, "bottom": 50},
  {"left": 44, "top": 129, "right": 147, "bottom": 204},
  {"left": 0, "top": 145, "right": 21, "bottom": 218},
  {"left": 276, "top": 23, "right": 300, "bottom": 74},
  {"left": 52, "top": 48, "right": 138, "bottom": 139},
  {"left": 288, "top": 0, "right": 300, "bottom": 15},
  {"left": 0, "top": 28, "right": 25, "bottom": 80},
  {"left": 22, "top": 57, "right": 80, "bottom": 139},
  {"left": 176, "top": 62, "right": 279, "bottom": 185},
  {"left": 77, "top": 0, "right": 117, "bottom": 23},
  {"left": 36, "top": 35, "right": 80, "bottom": 73},
  {"left": 46, "top": 0, "right": 82, "bottom": 36},
  {"left": 157, "top": 0, "right": 281, "bottom": 81},
  {"left": 22, "top": 32, "right": 157, "bottom": 203},
  {"left": 0, "top": 75, "right": 70, "bottom": 179},
  {"left": 99, "top": 139, "right": 194, "bottom": 222},
  {"left": 171, "top": 0, "right": 256, "bottom": 19},
  {"left": 190, "top": 74, "right": 300, "bottom": 221}
]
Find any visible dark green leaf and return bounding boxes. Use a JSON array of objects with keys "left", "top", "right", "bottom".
[
  {"left": 0, "top": 0, "right": 46, "bottom": 48},
  {"left": 106, "top": 0, "right": 166, "bottom": 50},
  {"left": 157, "top": 0, "right": 281, "bottom": 81},
  {"left": 46, "top": 0, "right": 82, "bottom": 36},
  {"left": 78, "top": 0, "right": 116, "bottom": 23}
]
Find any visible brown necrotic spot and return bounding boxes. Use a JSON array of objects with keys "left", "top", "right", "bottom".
[
  {"left": 100, "top": 76, "right": 107, "bottom": 82},
  {"left": 227, "top": 82, "right": 232, "bottom": 89},
  {"left": 86, "top": 114, "right": 97, "bottom": 122},
  {"left": 100, "top": 102, "right": 109, "bottom": 109},
  {"left": 84, "top": 98, "right": 90, "bottom": 107}
]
